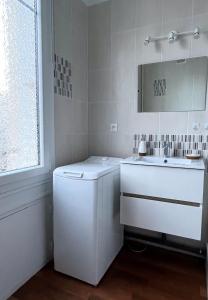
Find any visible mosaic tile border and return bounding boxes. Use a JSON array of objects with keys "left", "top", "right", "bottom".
[
  {"left": 133, "top": 134, "right": 208, "bottom": 158},
  {"left": 54, "top": 54, "right": 72, "bottom": 99}
]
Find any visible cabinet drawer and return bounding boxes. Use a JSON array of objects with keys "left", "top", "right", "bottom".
[
  {"left": 121, "top": 164, "right": 204, "bottom": 204},
  {"left": 120, "top": 196, "right": 202, "bottom": 240}
]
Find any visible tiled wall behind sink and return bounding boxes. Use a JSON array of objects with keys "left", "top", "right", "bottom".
[
  {"left": 88, "top": 0, "right": 208, "bottom": 158},
  {"left": 132, "top": 134, "right": 208, "bottom": 158}
]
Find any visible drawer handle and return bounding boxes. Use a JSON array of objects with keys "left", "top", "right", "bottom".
[{"left": 122, "top": 193, "right": 200, "bottom": 207}]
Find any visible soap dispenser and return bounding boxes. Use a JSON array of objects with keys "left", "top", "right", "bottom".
[{"left": 139, "top": 136, "right": 147, "bottom": 156}]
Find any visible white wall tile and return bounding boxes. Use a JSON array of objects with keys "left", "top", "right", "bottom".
[
  {"left": 89, "top": 134, "right": 112, "bottom": 156},
  {"left": 191, "top": 14, "right": 208, "bottom": 57},
  {"left": 162, "top": 37, "right": 191, "bottom": 62},
  {"left": 54, "top": 0, "right": 88, "bottom": 166},
  {"left": 53, "top": 0, "right": 72, "bottom": 58},
  {"left": 72, "top": 24, "right": 88, "bottom": 68},
  {"left": 72, "top": 0, "right": 88, "bottom": 33},
  {"left": 109, "top": 133, "right": 132, "bottom": 157},
  {"left": 111, "top": 67, "right": 137, "bottom": 102},
  {"left": 193, "top": 0, "right": 208, "bottom": 16},
  {"left": 111, "top": 30, "right": 136, "bottom": 69},
  {"left": 54, "top": 97, "right": 75, "bottom": 134},
  {"left": 111, "top": 0, "right": 137, "bottom": 33},
  {"left": 89, "top": 36, "right": 111, "bottom": 70},
  {"left": 89, "top": 102, "right": 117, "bottom": 133},
  {"left": 55, "top": 132, "right": 74, "bottom": 167},
  {"left": 89, "top": 69, "right": 112, "bottom": 101},
  {"left": 162, "top": 0, "right": 193, "bottom": 23},
  {"left": 73, "top": 134, "right": 89, "bottom": 162},
  {"left": 88, "top": 1, "right": 111, "bottom": 70},
  {"left": 159, "top": 112, "right": 188, "bottom": 134},
  {"left": 136, "top": 0, "right": 163, "bottom": 28},
  {"left": 129, "top": 104, "right": 160, "bottom": 134},
  {"left": 73, "top": 101, "right": 88, "bottom": 134},
  {"left": 72, "top": 66, "right": 88, "bottom": 101},
  {"left": 88, "top": 1, "right": 111, "bottom": 40},
  {"left": 188, "top": 111, "right": 208, "bottom": 134},
  {"left": 115, "top": 100, "right": 131, "bottom": 134}
]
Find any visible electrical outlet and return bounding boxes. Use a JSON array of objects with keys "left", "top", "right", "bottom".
[
  {"left": 110, "top": 123, "right": 118, "bottom": 132},
  {"left": 192, "top": 122, "right": 200, "bottom": 131}
]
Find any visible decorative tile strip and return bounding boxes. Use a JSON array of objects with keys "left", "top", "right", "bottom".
[
  {"left": 133, "top": 134, "right": 208, "bottom": 158},
  {"left": 54, "top": 53, "right": 72, "bottom": 99}
]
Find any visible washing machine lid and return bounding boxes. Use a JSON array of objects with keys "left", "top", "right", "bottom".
[{"left": 53, "top": 156, "right": 121, "bottom": 180}]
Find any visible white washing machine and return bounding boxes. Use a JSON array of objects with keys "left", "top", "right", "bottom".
[{"left": 53, "top": 156, "right": 123, "bottom": 285}]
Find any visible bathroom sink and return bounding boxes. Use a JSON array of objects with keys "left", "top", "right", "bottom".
[
  {"left": 120, "top": 156, "right": 205, "bottom": 170},
  {"left": 140, "top": 156, "right": 191, "bottom": 165}
]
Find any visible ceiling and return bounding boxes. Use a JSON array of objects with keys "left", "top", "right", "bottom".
[{"left": 82, "top": 0, "right": 109, "bottom": 6}]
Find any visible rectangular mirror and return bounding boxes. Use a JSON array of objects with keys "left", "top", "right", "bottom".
[{"left": 138, "top": 57, "right": 208, "bottom": 112}]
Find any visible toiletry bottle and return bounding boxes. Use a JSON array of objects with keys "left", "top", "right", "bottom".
[{"left": 139, "top": 136, "right": 147, "bottom": 156}]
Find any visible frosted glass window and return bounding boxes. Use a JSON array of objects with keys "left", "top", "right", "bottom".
[
  {"left": 0, "top": 0, "right": 40, "bottom": 173},
  {"left": 22, "top": 0, "right": 35, "bottom": 9}
]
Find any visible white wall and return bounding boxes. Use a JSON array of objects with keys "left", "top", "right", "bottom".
[
  {"left": 88, "top": 0, "right": 208, "bottom": 158},
  {"left": 54, "top": 0, "right": 88, "bottom": 167}
]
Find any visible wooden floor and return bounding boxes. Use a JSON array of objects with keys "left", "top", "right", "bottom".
[{"left": 10, "top": 246, "right": 206, "bottom": 300}]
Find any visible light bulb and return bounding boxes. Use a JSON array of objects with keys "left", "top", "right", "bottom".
[
  {"left": 168, "top": 31, "right": 178, "bottom": 43},
  {"left": 144, "top": 36, "right": 151, "bottom": 46},
  {"left": 193, "top": 27, "right": 200, "bottom": 39}
]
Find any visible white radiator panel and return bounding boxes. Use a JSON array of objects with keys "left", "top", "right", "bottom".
[{"left": 0, "top": 199, "right": 51, "bottom": 300}]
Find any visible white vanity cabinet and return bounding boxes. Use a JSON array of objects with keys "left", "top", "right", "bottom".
[{"left": 120, "top": 157, "right": 206, "bottom": 240}]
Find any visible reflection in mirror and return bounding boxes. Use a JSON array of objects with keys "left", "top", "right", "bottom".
[{"left": 138, "top": 57, "right": 207, "bottom": 113}]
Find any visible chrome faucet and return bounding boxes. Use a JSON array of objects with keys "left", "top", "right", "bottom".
[{"left": 163, "top": 142, "right": 170, "bottom": 158}]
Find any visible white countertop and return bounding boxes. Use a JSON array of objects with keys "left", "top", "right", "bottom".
[{"left": 120, "top": 156, "right": 205, "bottom": 170}]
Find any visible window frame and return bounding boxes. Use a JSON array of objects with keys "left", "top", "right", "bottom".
[{"left": 0, "top": 0, "right": 54, "bottom": 188}]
